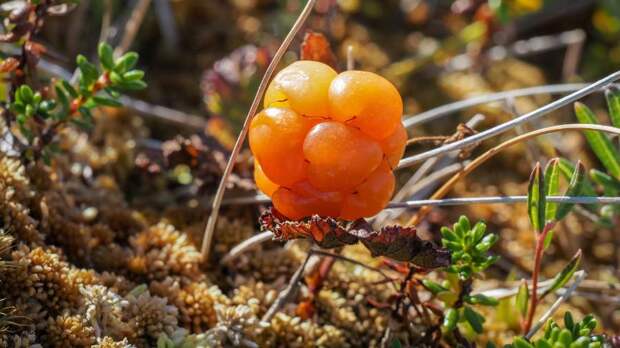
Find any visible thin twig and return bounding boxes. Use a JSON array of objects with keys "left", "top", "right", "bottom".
[
  {"left": 399, "top": 72, "right": 620, "bottom": 167},
  {"left": 525, "top": 270, "right": 587, "bottom": 340},
  {"left": 200, "top": 0, "right": 318, "bottom": 262},
  {"left": 407, "top": 123, "right": 620, "bottom": 225},
  {"left": 262, "top": 251, "right": 313, "bottom": 323},
  {"left": 221, "top": 194, "right": 620, "bottom": 208},
  {"left": 402, "top": 83, "right": 617, "bottom": 129},
  {"left": 114, "top": 0, "right": 152, "bottom": 57},
  {"left": 309, "top": 249, "right": 397, "bottom": 287},
  {"left": 221, "top": 231, "right": 274, "bottom": 264}
]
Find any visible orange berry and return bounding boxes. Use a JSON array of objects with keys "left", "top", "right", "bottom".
[
  {"left": 340, "top": 162, "right": 395, "bottom": 220},
  {"left": 254, "top": 161, "right": 279, "bottom": 197},
  {"left": 249, "top": 107, "right": 316, "bottom": 186},
  {"left": 264, "top": 61, "right": 337, "bottom": 117},
  {"left": 328, "top": 71, "right": 403, "bottom": 140},
  {"left": 272, "top": 181, "right": 343, "bottom": 220},
  {"left": 303, "top": 121, "right": 383, "bottom": 191},
  {"left": 380, "top": 123, "right": 407, "bottom": 168}
]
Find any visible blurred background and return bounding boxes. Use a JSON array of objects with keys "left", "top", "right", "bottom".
[{"left": 35, "top": 0, "right": 620, "bottom": 142}]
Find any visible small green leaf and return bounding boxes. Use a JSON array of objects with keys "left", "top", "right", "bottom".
[
  {"left": 77, "top": 54, "right": 99, "bottom": 84},
  {"left": 465, "top": 294, "right": 498, "bottom": 306},
  {"left": 516, "top": 279, "right": 529, "bottom": 318},
  {"left": 78, "top": 106, "right": 93, "bottom": 122},
  {"left": 60, "top": 80, "right": 78, "bottom": 98},
  {"left": 542, "top": 229, "right": 554, "bottom": 250},
  {"left": 442, "top": 308, "right": 458, "bottom": 331},
  {"left": 463, "top": 307, "right": 484, "bottom": 334},
  {"left": 528, "top": 162, "right": 546, "bottom": 233},
  {"left": 564, "top": 311, "right": 575, "bottom": 331},
  {"left": 92, "top": 96, "right": 122, "bottom": 107},
  {"left": 556, "top": 161, "right": 587, "bottom": 221},
  {"left": 123, "top": 69, "right": 145, "bottom": 81},
  {"left": 98, "top": 42, "right": 114, "bottom": 70},
  {"left": 544, "top": 159, "right": 560, "bottom": 223},
  {"left": 605, "top": 86, "right": 620, "bottom": 128},
  {"left": 116, "top": 80, "right": 147, "bottom": 91},
  {"left": 421, "top": 279, "right": 448, "bottom": 295},
  {"left": 114, "top": 52, "right": 139, "bottom": 73},
  {"left": 574, "top": 102, "right": 620, "bottom": 179},
  {"left": 590, "top": 168, "right": 620, "bottom": 195},
  {"left": 540, "top": 249, "right": 582, "bottom": 300},
  {"left": 512, "top": 337, "right": 534, "bottom": 348}
]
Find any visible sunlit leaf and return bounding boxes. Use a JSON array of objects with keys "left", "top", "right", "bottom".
[
  {"left": 574, "top": 102, "right": 620, "bottom": 179},
  {"left": 463, "top": 306, "right": 485, "bottom": 334},
  {"left": 556, "top": 161, "right": 586, "bottom": 221},
  {"left": 516, "top": 279, "right": 529, "bottom": 318},
  {"left": 528, "top": 162, "right": 545, "bottom": 233},
  {"left": 540, "top": 249, "right": 582, "bottom": 300},
  {"left": 605, "top": 86, "right": 620, "bottom": 128},
  {"left": 544, "top": 158, "right": 560, "bottom": 224}
]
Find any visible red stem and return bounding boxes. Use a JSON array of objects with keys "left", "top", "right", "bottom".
[{"left": 523, "top": 222, "right": 554, "bottom": 333}]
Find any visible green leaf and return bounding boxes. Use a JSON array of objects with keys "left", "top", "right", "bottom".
[
  {"left": 421, "top": 279, "right": 448, "bottom": 295},
  {"left": 528, "top": 162, "right": 546, "bottom": 233},
  {"left": 92, "top": 96, "right": 122, "bottom": 107},
  {"left": 442, "top": 308, "right": 458, "bottom": 331},
  {"left": 116, "top": 80, "right": 147, "bottom": 91},
  {"left": 590, "top": 168, "right": 620, "bottom": 195},
  {"left": 574, "top": 102, "right": 620, "bottom": 179},
  {"left": 512, "top": 337, "right": 534, "bottom": 348},
  {"left": 544, "top": 159, "right": 560, "bottom": 223},
  {"left": 516, "top": 279, "right": 529, "bottom": 318},
  {"left": 605, "top": 86, "right": 620, "bottom": 128},
  {"left": 465, "top": 294, "right": 498, "bottom": 306},
  {"left": 114, "top": 52, "right": 139, "bottom": 73},
  {"left": 564, "top": 311, "right": 575, "bottom": 331},
  {"left": 123, "top": 69, "right": 145, "bottom": 81},
  {"left": 60, "top": 80, "right": 78, "bottom": 98},
  {"left": 540, "top": 249, "right": 582, "bottom": 300},
  {"left": 77, "top": 54, "right": 99, "bottom": 84},
  {"left": 98, "top": 42, "right": 114, "bottom": 70},
  {"left": 463, "top": 307, "right": 484, "bottom": 334},
  {"left": 556, "top": 161, "right": 587, "bottom": 221}
]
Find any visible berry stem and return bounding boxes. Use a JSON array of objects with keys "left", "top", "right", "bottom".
[{"left": 200, "top": 0, "right": 317, "bottom": 263}]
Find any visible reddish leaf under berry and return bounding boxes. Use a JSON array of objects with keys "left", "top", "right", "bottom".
[
  {"left": 300, "top": 31, "right": 337, "bottom": 69},
  {"left": 259, "top": 209, "right": 450, "bottom": 268}
]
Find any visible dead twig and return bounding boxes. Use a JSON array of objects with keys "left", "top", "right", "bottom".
[{"left": 200, "top": 0, "right": 318, "bottom": 263}]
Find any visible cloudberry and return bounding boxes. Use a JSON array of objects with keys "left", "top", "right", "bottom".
[
  {"left": 264, "top": 60, "right": 337, "bottom": 117},
  {"left": 249, "top": 61, "right": 405, "bottom": 220},
  {"left": 254, "top": 161, "right": 279, "bottom": 197},
  {"left": 303, "top": 121, "right": 383, "bottom": 191},
  {"left": 329, "top": 70, "right": 403, "bottom": 140}
]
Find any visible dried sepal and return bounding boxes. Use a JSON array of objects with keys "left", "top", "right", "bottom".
[{"left": 259, "top": 209, "right": 450, "bottom": 268}]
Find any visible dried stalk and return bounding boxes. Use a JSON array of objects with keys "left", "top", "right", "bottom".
[
  {"left": 398, "top": 71, "right": 620, "bottom": 167},
  {"left": 407, "top": 123, "right": 620, "bottom": 225},
  {"left": 200, "top": 0, "right": 318, "bottom": 262},
  {"left": 114, "top": 0, "right": 152, "bottom": 57},
  {"left": 262, "top": 251, "right": 313, "bottom": 323},
  {"left": 402, "top": 80, "right": 620, "bottom": 131}
]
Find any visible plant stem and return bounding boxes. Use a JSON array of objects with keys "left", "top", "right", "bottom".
[{"left": 523, "top": 222, "right": 555, "bottom": 333}]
